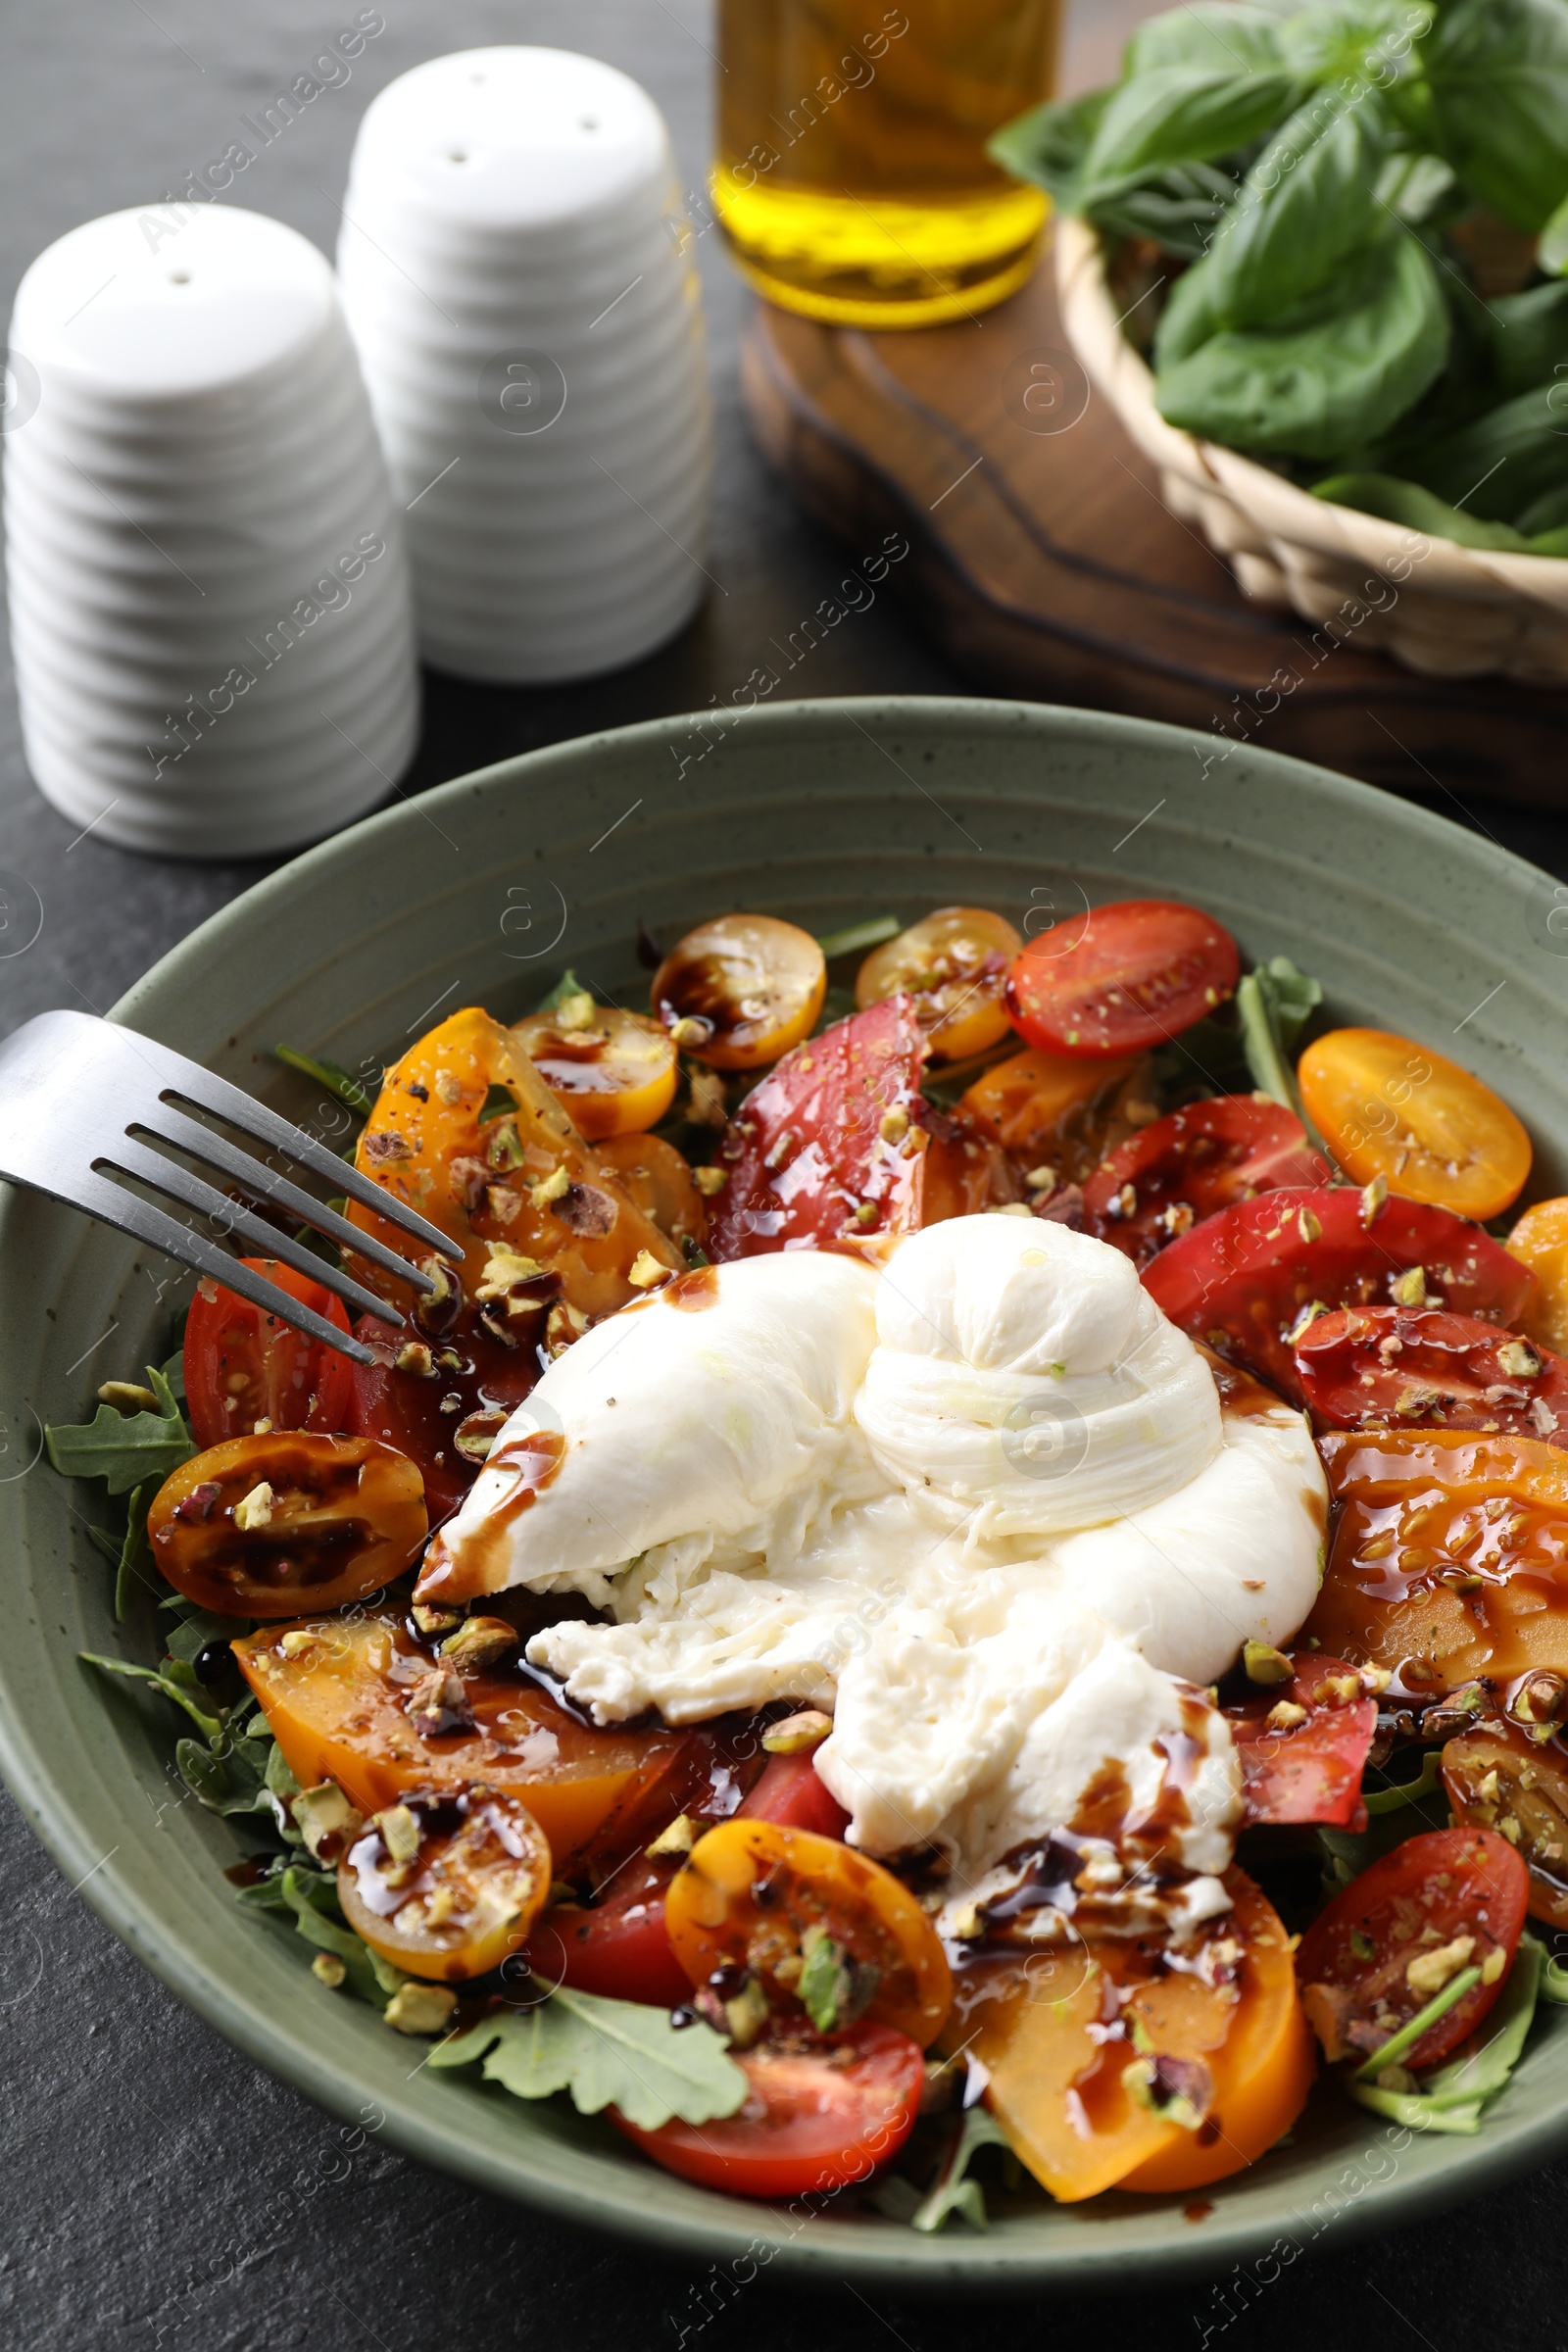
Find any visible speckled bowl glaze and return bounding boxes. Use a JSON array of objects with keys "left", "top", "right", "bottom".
[{"left": 3, "top": 697, "right": 1567, "bottom": 2292}]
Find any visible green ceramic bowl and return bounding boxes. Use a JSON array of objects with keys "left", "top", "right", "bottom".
[{"left": 4, "top": 697, "right": 1567, "bottom": 2293}]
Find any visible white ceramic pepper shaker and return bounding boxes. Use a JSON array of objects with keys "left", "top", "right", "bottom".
[
  {"left": 336, "top": 46, "right": 712, "bottom": 684},
  {"left": 4, "top": 205, "right": 417, "bottom": 858}
]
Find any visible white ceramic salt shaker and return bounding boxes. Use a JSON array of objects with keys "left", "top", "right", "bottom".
[
  {"left": 4, "top": 205, "right": 417, "bottom": 858},
  {"left": 336, "top": 46, "right": 712, "bottom": 684}
]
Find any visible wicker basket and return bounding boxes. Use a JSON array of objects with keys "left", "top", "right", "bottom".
[{"left": 1054, "top": 214, "right": 1568, "bottom": 685}]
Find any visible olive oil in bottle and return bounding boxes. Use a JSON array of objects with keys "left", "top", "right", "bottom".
[{"left": 713, "top": 0, "right": 1062, "bottom": 326}]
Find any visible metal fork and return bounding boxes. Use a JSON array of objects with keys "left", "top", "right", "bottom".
[{"left": 0, "top": 1009, "right": 462, "bottom": 1364}]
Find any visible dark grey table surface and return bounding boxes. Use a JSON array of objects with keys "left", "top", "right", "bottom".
[{"left": 4, "top": 5, "right": 1568, "bottom": 2347}]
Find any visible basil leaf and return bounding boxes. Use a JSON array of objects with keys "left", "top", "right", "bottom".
[
  {"left": 46, "top": 1364, "right": 195, "bottom": 1497},
  {"left": 1155, "top": 89, "right": 1387, "bottom": 366},
  {"left": 1156, "top": 228, "right": 1448, "bottom": 460},
  {"left": 1084, "top": 60, "right": 1301, "bottom": 193},
  {"left": 272, "top": 1044, "right": 376, "bottom": 1118},
  {"left": 1091, "top": 163, "right": 1245, "bottom": 262},
  {"left": 1311, "top": 470, "right": 1548, "bottom": 547},
  {"left": 988, "top": 89, "right": 1107, "bottom": 209},
  {"left": 1124, "top": 2, "right": 1292, "bottom": 80},
  {"left": 1394, "top": 380, "right": 1568, "bottom": 522},
  {"left": 1420, "top": 0, "right": 1568, "bottom": 231},
  {"left": 1483, "top": 280, "right": 1568, "bottom": 398},
  {"left": 1278, "top": 0, "right": 1434, "bottom": 88},
  {"left": 429, "top": 1984, "right": 749, "bottom": 2132},
  {"left": 1541, "top": 187, "right": 1568, "bottom": 274},
  {"left": 910, "top": 2105, "right": 1014, "bottom": 2233}
]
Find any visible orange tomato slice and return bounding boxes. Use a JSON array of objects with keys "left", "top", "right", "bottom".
[
  {"left": 652, "top": 915, "right": 825, "bottom": 1069},
  {"left": 1298, "top": 1027, "right": 1531, "bottom": 1221},
  {"left": 512, "top": 1000, "right": 677, "bottom": 1140},
  {"left": 592, "top": 1132, "right": 707, "bottom": 1250},
  {"left": 856, "top": 906, "right": 1022, "bottom": 1062},
  {"left": 938, "top": 1871, "right": 1309, "bottom": 2203},
  {"left": 346, "top": 1005, "right": 680, "bottom": 1316},
  {"left": 233, "top": 1608, "right": 690, "bottom": 1866},
  {"left": 664, "top": 1817, "right": 953, "bottom": 2047},
  {"left": 1307, "top": 1427, "right": 1568, "bottom": 1691},
  {"left": 1509, "top": 1197, "right": 1568, "bottom": 1356},
  {"left": 959, "top": 1045, "right": 1139, "bottom": 1174},
  {"left": 338, "top": 1785, "right": 551, "bottom": 1983}
]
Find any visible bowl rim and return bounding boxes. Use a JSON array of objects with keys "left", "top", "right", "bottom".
[{"left": 7, "top": 690, "right": 1568, "bottom": 2291}]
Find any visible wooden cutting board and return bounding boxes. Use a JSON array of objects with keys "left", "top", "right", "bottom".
[{"left": 739, "top": 236, "right": 1568, "bottom": 811}]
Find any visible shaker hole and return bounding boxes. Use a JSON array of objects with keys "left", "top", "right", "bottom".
[
  {"left": 168, "top": 270, "right": 191, "bottom": 284},
  {"left": 449, "top": 149, "right": 469, "bottom": 164},
  {"left": 579, "top": 116, "right": 599, "bottom": 131}
]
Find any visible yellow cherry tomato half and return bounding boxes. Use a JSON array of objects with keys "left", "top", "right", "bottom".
[
  {"left": 855, "top": 906, "right": 1023, "bottom": 1062},
  {"left": 1298, "top": 1026, "right": 1531, "bottom": 1221},
  {"left": 664, "top": 1817, "right": 953, "bottom": 2047},
  {"left": 591, "top": 1131, "right": 708, "bottom": 1249},
  {"left": 512, "top": 1001, "right": 678, "bottom": 1140},
  {"left": 652, "top": 915, "right": 826, "bottom": 1070},
  {"left": 337, "top": 1784, "right": 552, "bottom": 1982},
  {"left": 1509, "top": 1198, "right": 1568, "bottom": 1357}
]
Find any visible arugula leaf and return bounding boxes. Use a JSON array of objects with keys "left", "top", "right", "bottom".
[
  {"left": 1155, "top": 89, "right": 1388, "bottom": 365},
  {"left": 46, "top": 1364, "right": 194, "bottom": 1496},
  {"left": 1348, "top": 1931, "right": 1544, "bottom": 2131},
  {"left": 272, "top": 1044, "right": 376, "bottom": 1117},
  {"left": 79, "top": 1651, "right": 223, "bottom": 1743},
  {"left": 429, "top": 1984, "right": 749, "bottom": 2131},
  {"left": 1363, "top": 1748, "right": 1446, "bottom": 1815},
  {"left": 1235, "top": 956, "right": 1327, "bottom": 1145},
  {"left": 815, "top": 916, "right": 901, "bottom": 960},
  {"left": 1541, "top": 1952, "right": 1568, "bottom": 2004},
  {"left": 1157, "top": 228, "right": 1448, "bottom": 461},
  {"left": 276, "top": 1865, "right": 402, "bottom": 2006},
  {"left": 477, "top": 1083, "right": 518, "bottom": 1125},
  {"left": 115, "top": 1485, "right": 157, "bottom": 1622},
  {"left": 910, "top": 2104, "right": 1015, "bottom": 2233},
  {"left": 533, "top": 969, "right": 588, "bottom": 1016},
  {"left": 1420, "top": 0, "right": 1568, "bottom": 231},
  {"left": 175, "top": 1730, "right": 275, "bottom": 1820}
]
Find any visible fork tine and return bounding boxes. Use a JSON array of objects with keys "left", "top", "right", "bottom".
[
  {"left": 137, "top": 1104, "right": 443, "bottom": 1298},
  {"left": 101, "top": 1139, "right": 403, "bottom": 1341},
  {"left": 157, "top": 1068, "right": 461, "bottom": 1260},
  {"left": 69, "top": 1170, "right": 379, "bottom": 1366}
]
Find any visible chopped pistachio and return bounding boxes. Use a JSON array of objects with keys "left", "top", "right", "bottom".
[
  {"left": 554, "top": 987, "right": 597, "bottom": 1034},
  {"left": 293, "top": 1781, "right": 363, "bottom": 1861},
  {"left": 723, "top": 1976, "right": 771, "bottom": 2049},
  {"left": 686, "top": 1067, "right": 727, "bottom": 1126},
  {"left": 646, "top": 1813, "right": 698, "bottom": 1859},
  {"left": 1243, "top": 1639, "right": 1294, "bottom": 1687},
  {"left": 375, "top": 1803, "right": 421, "bottom": 1865},
  {"left": 1024, "top": 1165, "right": 1058, "bottom": 1192},
  {"left": 475, "top": 1244, "right": 546, "bottom": 1301},
  {"left": 433, "top": 1070, "right": 463, "bottom": 1106},
  {"left": 276, "top": 1630, "right": 317, "bottom": 1659},
  {"left": 97, "top": 1380, "right": 159, "bottom": 1413},
  {"left": 627, "top": 1250, "right": 668, "bottom": 1289},
  {"left": 233, "top": 1481, "right": 274, "bottom": 1534},
  {"left": 412, "top": 1602, "right": 464, "bottom": 1638},
  {"left": 384, "top": 1982, "right": 457, "bottom": 2036},
  {"left": 1313, "top": 1673, "right": 1362, "bottom": 1705},
  {"left": 530, "top": 1164, "right": 571, "bottom": 1207},
  {"left": 1405, "top": 1935, "right": 1475, "bottom": 1996},
  {"left": 1297, "top": 1206, "right": 1322, "bottom": 1244},
  {"left": 692, "top": 1165, "right": 727, "bottom": 1197},
  {"left": 1481, "top": 1944, "right": 1508, "bottom": 1984},
  {"left": 1392, "top": 1265, "right": 1428, "bottom": 1308},
  {"left": 1496, "top": 1340, "right": 1543, "bottom": 1379},
  {"left": 395, "top": 1340, "right": 437, "bottom": 1379},
  {"left": 668, "top": 1015, "right": 710, "bottom": 1051},
  {"left": 1358, "top": 1664, "right": 1393, "bottom": 1693},
  {"left": 440, "top": 1615, "right": 517, "bottom": 1671},
  {"left": 878, "top": 1106, "right": 909, "bottom": 1144},
  {"left": 311, "top": 1952, "right": 348, "bottom": 1990},
  {"left": 1266, "top": 1699, "right": 1309, "bottom": 1732},
  {"left": 761, "top": 1709, "right": 833, "bottom": 1754},
  {"left": 1360, "top": 1173, "right": 1389, "bottom": 1227},
  {"left": 1286, "top": 1300, "right": 1330, "bottom": 1346},
  {"left": 453, "top": 1420, "right": 500, "bottom": 1464}
]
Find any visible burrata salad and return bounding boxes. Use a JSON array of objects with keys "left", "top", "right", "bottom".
[{"left": 56, "top": 896, "right": 1568, "bottom": 2218}]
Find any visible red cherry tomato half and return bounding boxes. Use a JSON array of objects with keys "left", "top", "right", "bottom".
[
  {"left": 347, "top": 1310, "right": 539, "bottom": 1525},
  {"left": 1294, "top": 1304, "right": 1568, "bottom": 1446},
  {"left": 1295, "top": 1828, "right": 1528, "bottom": 2073},
  {"left": 738, "top": 1748, "right": 852, "bottom": 1839},
  {"left": 1084, "top": 1096, "right": 1330, "bottom": 1266},
  {"left": 183, "top": 1257, "right": 354, "bottom": 1450},
  {"left": 705, "top": 997, "right": 929, "bottom": 1262},
  {"left": 1226, "top": 1654, "right": 1378, "bottom": 1829},
  {"left": 614, "top": 2020, "right": 925, "bottom": 2198},
  {"left": 522, "top": 1857, "right": 693, "bottom": 2008},
  {"left": 1143, "top": 1187, "right": 1534, "bottom": 1405},
  {"left": 1005, "top": 900, "right": 1240, "bottom": 1058}
]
